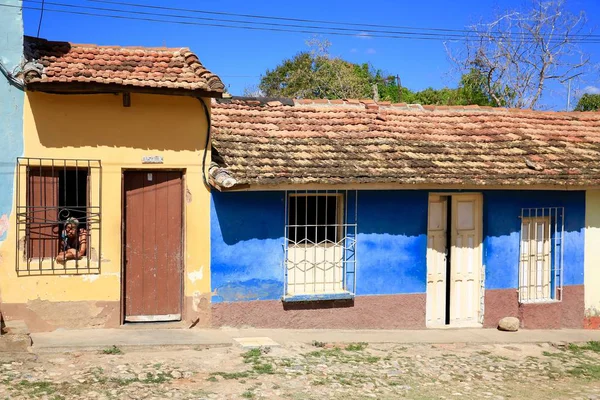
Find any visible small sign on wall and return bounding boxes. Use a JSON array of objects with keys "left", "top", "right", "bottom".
[{"left": 142, "top": 156, "right": 163, "bottom": 164}]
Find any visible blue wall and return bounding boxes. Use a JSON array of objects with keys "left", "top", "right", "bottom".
[
  {"left": 211, "top": 192, "right": 285, "bottom": 302},
  {"left": 210, "top": 190, "right": 585, "bottom": 302},
  {"left": 0, "top": 0, "right": 24, "bottom": 242},
  {"left": 484, "top": 191, "right": 585, "bottom": 289}
]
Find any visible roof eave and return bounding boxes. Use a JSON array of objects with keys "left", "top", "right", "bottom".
[{"left": 25, "top": 81, "right": 224, "bottom": 98}]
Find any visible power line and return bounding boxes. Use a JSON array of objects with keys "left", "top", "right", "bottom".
[
  {"left": 87, "top": 0, "right": 599, "bottom": 39},
  {"left": 21, "top": 0, "right": 476, "bottom": 40},
  {"left": 6, "top": 2, "right": 600, "bottom": 44},
  {"left": 36, "top": 0, "right": 45, "bottom": 37}
]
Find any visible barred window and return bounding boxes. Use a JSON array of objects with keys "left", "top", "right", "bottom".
[
  {"left": 519, "top": 208, "right": 564, "bottom": 303},
  {"left": 284, "top": 191, "right": 357, "bottom": 299},
  {"left": 16, "top": 158, "right": 102, "bottom": 275}
]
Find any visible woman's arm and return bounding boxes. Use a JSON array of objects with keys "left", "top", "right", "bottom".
[{"left": 78, "top": 229, "right": 88, "bottom": 258}]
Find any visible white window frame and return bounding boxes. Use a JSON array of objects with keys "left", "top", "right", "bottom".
[
  {"left": 283, "top": 190, "right": 357, "bottom": 300},
  {"left": 518, "top": 208, "right": 564, "bottom": 303}
]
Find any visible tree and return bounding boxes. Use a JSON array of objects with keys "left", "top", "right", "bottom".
[
  {"left": 574, "top": 93, "right": 600, "bottom": 111},
  {"left": 259, "top": 39, "right": 391, "bottom": 99},
  {"left": 448, "top": 0, "right": 590, "bottom": 109}
]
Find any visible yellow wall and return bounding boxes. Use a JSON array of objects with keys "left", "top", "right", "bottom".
[
  {"left": 0, "top": 92, "right": 211, "bottom": 309},
  {"left": 585, "top": 190, "right": 600, "bottom": 317}
]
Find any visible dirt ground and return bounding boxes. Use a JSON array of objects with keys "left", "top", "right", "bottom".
[{"left": 1, "top": 340, "right": 599, "bottom": 399}]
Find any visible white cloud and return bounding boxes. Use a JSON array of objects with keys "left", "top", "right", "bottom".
[
  {"left": 356, "top": 32, "right": 373, "bottom": 40},
  {"left": 583, "top": 85, "right": 600, "bottom": 95},
  {"left": 350, "top": 48, "right": 358, "bottom": 53},
  {"left": 366, "top": 48, "right": 377, "bottom": 55}
]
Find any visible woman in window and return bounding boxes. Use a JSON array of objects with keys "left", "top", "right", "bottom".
[{"left": 56, "top": 217, "right": 87, "bottom": 263}]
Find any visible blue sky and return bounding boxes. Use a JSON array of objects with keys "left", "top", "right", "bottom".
[{"left": 21, "top": 0, "right": 600, "bottom": 109}]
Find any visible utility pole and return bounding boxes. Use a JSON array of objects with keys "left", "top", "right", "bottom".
[{"left": 396, "top": 75, "right": 402, "bottom": 102}]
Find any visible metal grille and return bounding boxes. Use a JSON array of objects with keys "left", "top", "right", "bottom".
[
  {"left": 284, "top": 190, "right": 357, "bottom": 298},
  {"left": 15, "top": 158, "right": 102, "bottom": 275},
  {"left": 518, "top": 207, "right": 564, "bottom": 303}
]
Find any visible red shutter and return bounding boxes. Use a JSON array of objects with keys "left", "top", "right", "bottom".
[{"left": 27, "top": 169, "right": 59, "bottom": 259}]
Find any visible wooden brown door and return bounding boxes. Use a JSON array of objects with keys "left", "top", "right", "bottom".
[{"left": 124, "top": 171, "right": 183, "bottom": 322}]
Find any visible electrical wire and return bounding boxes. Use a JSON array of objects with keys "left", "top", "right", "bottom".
[
  {"left": 197, "top": 97, "right": 212, "bottom": 189},
  {"left": 5, "top": 1, "right": 599, "bottom": 44},
  {"left": 0, "top": 61, "right": 25, "bottom": 90},
  {"left": 86, "top": 0, "right": 600, "bottom": 40},
  {"left": 36, "top": 0, "right": 45, "bottom": 37}
]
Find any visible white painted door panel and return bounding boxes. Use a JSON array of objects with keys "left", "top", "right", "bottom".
[
  {"left": 450, "top": 195, "right": 482, "bottom": 326},
  {"left": 426, "top": 196, "right": 448, "bottom": 326}
]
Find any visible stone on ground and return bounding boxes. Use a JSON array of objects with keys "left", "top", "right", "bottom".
[
  {"left": 498, "top": 317, "right": 520, "bottom": 332},
  {"left": 0, "top": 334, "right": 32, "bottom": 352}
]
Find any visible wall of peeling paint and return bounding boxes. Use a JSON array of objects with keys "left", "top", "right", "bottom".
[
  {"left": 0, "top": 0, "right": 24, "bottom": 244},
  {"left": 211, "top": 190, "right": 585, "bottom": 303}
]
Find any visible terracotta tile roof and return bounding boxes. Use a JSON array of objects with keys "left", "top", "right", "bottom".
[
  {"left": 22, "top": 36, "right": 224, "bottom": 95},
  {"left": 211, "top": 98, "right": 600, "bottom": 187}
]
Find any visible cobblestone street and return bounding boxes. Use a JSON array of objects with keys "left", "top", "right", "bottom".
[{"left": 1, "top": 340, "right": 599, "bottom": 399}]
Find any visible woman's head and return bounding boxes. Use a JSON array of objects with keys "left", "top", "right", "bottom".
[{"left": 64, "top": 218, "right": 79, "bottom": 239}]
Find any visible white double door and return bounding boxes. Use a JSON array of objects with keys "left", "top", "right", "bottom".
[{"left": 426, "top": 194, "right": 483, "bottom": 327}]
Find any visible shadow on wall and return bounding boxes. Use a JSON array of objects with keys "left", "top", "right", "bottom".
[
  {"left": 211, "top": 191, "right": 285, "bottom": 302},
  {"left": 27, "top": 92, "right": 207, "bottom": 152}
]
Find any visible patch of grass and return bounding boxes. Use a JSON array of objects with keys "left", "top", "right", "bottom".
[
  {"left": 206, "top": 376, "right": 218, "bottom": 382},
  {"left": 153, "top": 363, "right": 162, "bottom": 369},
  {"left": 312, "top": 378, "right": 328, "bottom": 386},
  {"left": 17, "top": 380, "right": 56, "bottom": 395},
  {"left": 307, "top": 348, "right": 343, "bottom": 358},
  {"left": 253, "top": 363, "right": 274, "bottom": 374},
  {"left": 543, "top": 351, "right": 568, "bottom": 359},
  {"left": 101, "top": 345, "right": 123, "bottom": 355},
  {"left": 477, "top": 350, "right": 491, "bottom": 355},
  {"left": 365, "top": 356, "right": 381, "bottom": 363},
  {"left": 568, "top": 341, "right": 600, "bottom": 353},
  {"left": 210, "top": 371, "right": 251, "bottom": 380},
  {"left": 142, "top": 372, "right": 170, "bottom": 384},
  {"left": 242, "top": 390, "right": 255, "bottom": 398},
  {"left": 567, "top": 363, "right": 600, "bottom": 380},
  {"left": 345, "top": 342, "right": 368, "bottom": 351},
  {"left": 242, "top": 349, "right": 262, "bottom": 364},
  {"left": 312, "top": 340, "right": 326, "bottom": 348}
]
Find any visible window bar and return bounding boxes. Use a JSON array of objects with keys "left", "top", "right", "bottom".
[
  {"left": 303, "top": 190, "right": 308, "bottom": 295},
  {"left": 293, "top": 191, "right": 298, "bottom": 296},
  {"left": 98, "top": 160, "right": 102, "bottom": 273},
  {"left": 553, "top": 207, "right": 557, "bottom": 300},
  {"left": 534, "top": 207, "right": 538, "bottom": 301},
  {"left": 519, "top": 208, "right": 523, "bottom": 301},
  {"left": 75, "top": 160, "right": 79, "bottom": 270},
  {"left": 352, "top": 190, "right": 358, "bottom": 294},
  {"left": 560, "top": 208, "right": 565, "bottom": 301},
  {"left": 344, "top": 190, "right": 349, "bottom": 290},
  {"left": 314, "top": 191, "right": 318, "bottom": 294},
  {"left": 51, "top": 158, "right": 55, "bottom": 271},
  {"left": 87, "top": 159, "right": 91, "bottom": 269}
]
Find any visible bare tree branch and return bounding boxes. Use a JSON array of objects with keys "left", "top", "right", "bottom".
[{"left": 447, "top": 0, "right": 592, "bottom": 109}]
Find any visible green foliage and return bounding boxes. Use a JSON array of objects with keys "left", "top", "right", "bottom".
[
  {"left": 567, "top": 341, "right": 600, "bottom": 353},
  {"left": 259, "top": 41, "right": 500, "bottom": 107},
  {"left": 575, "top": 94, "right": 600, "bottom": 111},
  {"left": 101, "top": 345, "right": 122, "bottom": 355},
  {"left": 345, "top": 342, "right": 368, "bottom": 351}
]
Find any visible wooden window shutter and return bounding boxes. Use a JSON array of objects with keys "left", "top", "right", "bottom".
[{"left": 27, "top": 168, "right": 59, "bottom": 259}]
